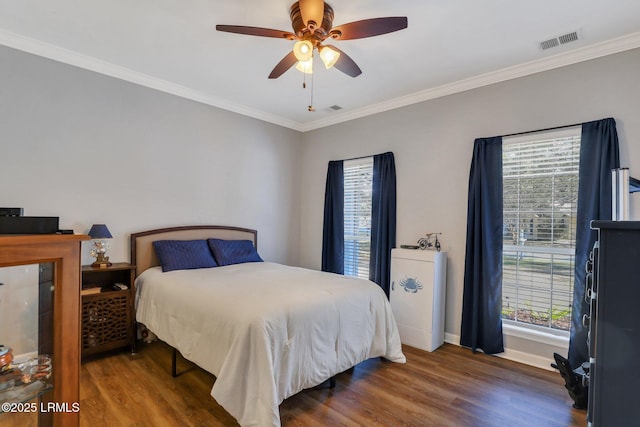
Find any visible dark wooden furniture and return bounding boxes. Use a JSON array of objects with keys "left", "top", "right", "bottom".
[
  {"left": 81, "top": 263, "right": 136, "bottom": 357},
  {"left": 0, "top": 233, "right": 88, "bottom": 427},
  {"left": 587, "top": 221, "right": 640, "bottom": 427}
]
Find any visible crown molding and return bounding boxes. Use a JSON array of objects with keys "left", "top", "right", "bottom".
[
  {"left": 299, "top": 31, "right": 640, "bottom": 132},
  {"left": 2, "top": 28, "right": 639, "bottom": 133},
  {"left": 0, "top": 28, "right": 303, "bottom": 131}
]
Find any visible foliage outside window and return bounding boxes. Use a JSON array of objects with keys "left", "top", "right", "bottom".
[
  {"left": 344, "top": 157, "right": 373, "bottom": 280},
  {"left": 502, "top": 128, "right": 581, "bottom": 332}
]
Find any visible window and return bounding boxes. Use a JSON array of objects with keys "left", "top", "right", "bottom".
[
  {"left": 343, "top": 157, "right": 373, "bottom": 280},
  {"left": 502, "top": 128, "right": 581, "bottom": 333}
]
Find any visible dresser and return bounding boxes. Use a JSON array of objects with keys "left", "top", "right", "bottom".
[
  {"left": 0, "top": 234, "right": 88, "bottom": 427},
  {"left": 587, "top": 221, "right": 640, "bottom": 427},
  {"left": 389, "top": 248, "right": 447, "bottom": 352}
]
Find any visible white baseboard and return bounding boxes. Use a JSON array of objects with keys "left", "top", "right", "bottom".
[
  {"left": 499, "top": 347, "right": 555, "bottom": 371},
  {"left": 444, "top": 332, "right": 459, "bottom": 346},
  {"left": 444, "top": 333, "right": 556, "bottom": 372}
]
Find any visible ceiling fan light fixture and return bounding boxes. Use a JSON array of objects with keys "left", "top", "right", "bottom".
[
  {"left": 293, "top": 40, "right": 313, "bottom": 61},
  {"left": 319, "top": 45, "right": 340, "bottom": 69},
  {"left": 218, "top": 3, "right": 408, "bottom": 92},
  {"left": 295, "top": 57, "right": 313, "bottom": 74}
]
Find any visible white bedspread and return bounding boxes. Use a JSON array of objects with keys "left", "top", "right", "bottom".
[{"left": 135, "top": 262, "right": 405, "bottom": 427}]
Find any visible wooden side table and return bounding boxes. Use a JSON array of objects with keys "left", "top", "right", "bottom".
[{"left": 81, "top": 263, "right": 136, "bottom": 358}]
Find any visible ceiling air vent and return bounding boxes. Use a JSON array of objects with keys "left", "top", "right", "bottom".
[
  {"left": 539, "top": 30, "right": 581, "bottom": 50},
  {"left": 540, "top": 38, "right": 560, "bottom": 50},
  {"left": 559, "top": 31, "right": 579, "bottom": 45},
  {"left": 329, "top": 105, "right": 343, "bottom": 111}
]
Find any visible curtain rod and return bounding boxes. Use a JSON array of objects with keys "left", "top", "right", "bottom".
[
  {"left": 336, "top": 151, "right": 393, "bottom": 162},
  {"left": 341, "top": 154, "right": 373, "bottom": 162},
  {"left": 501, "top": 122, "right": 582, "bottom": 138}
]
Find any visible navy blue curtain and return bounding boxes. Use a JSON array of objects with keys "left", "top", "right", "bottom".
[
  {"left": 460, "top": 137, "right": 505, "bottom": 354},
  {"left": 369, "top": 152, "right": 397, "bottom": 298},
  {"left": 321, "top": 160, "right": 344, "bottom": 274},
  {"left": 568, "top": 118, "right": 620, "bottom": 368}
]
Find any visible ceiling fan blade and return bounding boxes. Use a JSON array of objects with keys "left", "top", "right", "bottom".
[
  {"left": 268, "top": 51, "right": 298, "bottom": 79},
  {"left": 298, "top": 0, "right": 325, "bottom": 26},
  {"left": 216, "top": 25, "right": 295, "bottom": 40},
  {"left": 325, "top": 45, "right": 362, "bottom": 78},
  {"left": 331, "top": 17, "right": 408, "bottom": 40}
]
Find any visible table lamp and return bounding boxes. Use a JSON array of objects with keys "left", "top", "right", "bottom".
[{"left": 88, "top": 224, "right": 113, "bottom": 268}]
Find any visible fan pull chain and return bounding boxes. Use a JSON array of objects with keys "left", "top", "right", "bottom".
[{"left": 308, "top": 70, "right": 315, "bottom": 112}]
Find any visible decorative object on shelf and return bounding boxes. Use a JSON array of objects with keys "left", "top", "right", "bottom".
[
  {"left": 88, "top": 224, "right": 113, "bottom": 268},
  {"left": 400, "top": 244, "right": 420, "bottom": 249},
  {"left": 27, "top": 354, "right": 52, "bottom": 382},
  {"left": 0, "top": 350, "right": 53, "bottom": 391},
  {"left": 0, "top": 345, "right": 13, "bottom": 371},
  {"left": 0, "top": 345, "right": 19, "bottom": 391},
  {"left": 417, "top": 233, "right": 442, "bottom": 251}
]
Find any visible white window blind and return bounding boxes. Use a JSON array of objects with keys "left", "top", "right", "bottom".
[
  {"left": 502, "top": 129, "right": 581, "bottom": 332},
  {"left": 344, "top": 157, "right": 373, "bottom": 280}
]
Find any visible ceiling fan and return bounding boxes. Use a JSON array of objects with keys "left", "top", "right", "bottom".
[{"left": 216, "top": 0, "right": 408, "bottom": 79}]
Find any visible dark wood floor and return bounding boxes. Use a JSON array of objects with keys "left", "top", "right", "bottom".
[{"left": 79, "top": 341, "right": 586, "bottom": 426}]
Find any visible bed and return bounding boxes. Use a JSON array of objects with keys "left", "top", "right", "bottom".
[{"left": 131, "top": 225, "right": 405, "bottom": 427}]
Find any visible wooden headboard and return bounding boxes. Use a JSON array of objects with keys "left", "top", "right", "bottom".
[{"left": 130, "top": 225, "right": 258, "bottom": 277}]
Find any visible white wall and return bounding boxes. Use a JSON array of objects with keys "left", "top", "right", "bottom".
[
  {"left": 0, "top": 45, "right": 302, "bottom": 266},
  {"left": 298, "top": 48, "right": 640, "bottom": 367}
]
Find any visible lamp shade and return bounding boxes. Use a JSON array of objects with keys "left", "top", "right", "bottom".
[
  {"left": 319, "top": 45, "right": 340, "bottom": 69},
  {"left": 295, "top": 57, "right": 313, "bottom": 74},
  {"left": 293, "top": 40, "right": 313, "bottom": 62},
  {"left": 88, "top": 224, "right": 113, "bottom": 239}
]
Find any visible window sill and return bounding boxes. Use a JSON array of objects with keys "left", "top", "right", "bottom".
[{"left": 503, "top": 321, "right": 569, "bottom": 348}]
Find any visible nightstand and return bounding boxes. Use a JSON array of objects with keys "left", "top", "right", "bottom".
[{"left": 81, "top": 263, "right": 136, "bottom": 358}]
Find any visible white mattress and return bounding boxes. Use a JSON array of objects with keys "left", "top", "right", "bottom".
[{"left": 135, "top": 262, "right": 405, "bottom": 427}]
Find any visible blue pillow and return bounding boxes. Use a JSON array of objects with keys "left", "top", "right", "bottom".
[
  {"left": 207, "top": 239, "right": 263, "bottom": 266},
  {"left": 152, "top": 239, "right": 218, "bottom": 272}
]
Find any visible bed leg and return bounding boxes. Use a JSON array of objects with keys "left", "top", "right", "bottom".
[
  {"left": 329, "top": 376, "right": 336, "bottom": 388},
  {"left": 171, "top": 348, "right": 178, "bottom": 377}
]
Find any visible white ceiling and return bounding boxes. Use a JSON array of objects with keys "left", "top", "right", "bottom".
[{"left": 2, "top": 0, "right": 640, "bottom": 131}]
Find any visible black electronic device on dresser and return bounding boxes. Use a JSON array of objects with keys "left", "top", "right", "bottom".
[{"left": 585, "top": 221, "right": 640, "bottom": 427}]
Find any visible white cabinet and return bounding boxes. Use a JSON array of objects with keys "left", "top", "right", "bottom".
[{"left": 390, "top": 248, "right": 447, "bottom": 352}]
